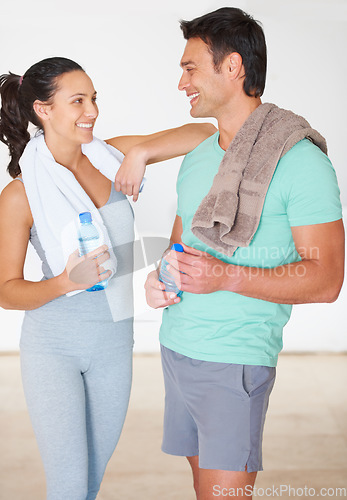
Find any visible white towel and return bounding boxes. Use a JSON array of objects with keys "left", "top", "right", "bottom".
[
  {"left": 83, "top": 138, "right": 145, "bottom": 191},
  {"left": 20, "top": 133, "right": 126, "bottom": 295}
]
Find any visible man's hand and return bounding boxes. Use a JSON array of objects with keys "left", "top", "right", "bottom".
[
  {"left": 144, "top": 270, "right": 181, "bottom": 309},
  {"left": 165, "top": 243, "right": 230, "bottom": 294}
]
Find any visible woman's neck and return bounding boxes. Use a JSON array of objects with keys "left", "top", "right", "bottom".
[{"left": 43, "top": 132, "right": 85, "bottom": 172}]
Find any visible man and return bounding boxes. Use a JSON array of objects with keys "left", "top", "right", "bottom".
[{"left": 145, "top": 7, "right": 344, "bottom": 500}]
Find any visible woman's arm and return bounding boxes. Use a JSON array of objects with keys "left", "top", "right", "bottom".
[
  {"left": 0, "top": 181, "right": 109, "bottom": 310},
  {"left": 107, "top": 123, "right": 217, "bottom": 201},
  {"left": 105, "top": 123, "right": 216, "bottom": 156}
]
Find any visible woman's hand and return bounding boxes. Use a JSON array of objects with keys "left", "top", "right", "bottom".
[
  {"left": 62, "top": 244, "right": 112, "bottom": 292},
  {"left": 115, "top": 145, "right": 147, "bottom": 202},
  {"left": 110, "top": 123, "right": 217, "bottom": 202}
]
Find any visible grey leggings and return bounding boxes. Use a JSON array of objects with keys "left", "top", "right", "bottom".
[{"left": 20, "top": 343, "right": 132, "bottom": 500}]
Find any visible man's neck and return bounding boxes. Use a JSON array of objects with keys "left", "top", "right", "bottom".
[{"left": 217, "top": 96, "right": 262, "bottom": 150}]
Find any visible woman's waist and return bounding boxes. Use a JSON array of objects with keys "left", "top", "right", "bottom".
[{"left": 21, "top": 310, "right": 134, "bottom": 352}]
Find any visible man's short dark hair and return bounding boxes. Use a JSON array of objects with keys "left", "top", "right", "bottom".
[{"left": 180, "top": 7, "right": 267, "bottom": 97}]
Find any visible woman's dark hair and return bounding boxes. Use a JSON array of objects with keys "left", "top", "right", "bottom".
[
  {"left": 0, "top": 57, "right": 84, "bottom": 178},
  {"left": 180, "top": 7, "right": 267, "bottom": 98}
]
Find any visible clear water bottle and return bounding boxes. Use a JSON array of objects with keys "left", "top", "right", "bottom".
[
  {"left": 158, "top": 243, "right": 184, "bottom": 297},
  {"left": 78, "top": 211, "right": 109, "bottom": 292}
]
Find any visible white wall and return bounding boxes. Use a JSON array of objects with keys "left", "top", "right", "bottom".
[{"left": 0, "top": 0, "right": 346, "bottom": 352}]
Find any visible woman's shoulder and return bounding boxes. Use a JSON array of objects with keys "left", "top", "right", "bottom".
[
  {"left": 1, "top": 176, "right": 25, "bottom": 201},
  {"left": 0, "top": 176, "right": 33, "bottom": 227}
]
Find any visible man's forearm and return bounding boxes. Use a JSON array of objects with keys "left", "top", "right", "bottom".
[
  {"left": 224, "top": 259, "right": 342, "bottom": 304},
  {"left": 165, "top": 222, "right": 345, "bottom": 304}
]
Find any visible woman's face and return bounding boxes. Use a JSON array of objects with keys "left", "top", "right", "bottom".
[{"left": 40, "top": 70, "right": 99, "bottom": 145}]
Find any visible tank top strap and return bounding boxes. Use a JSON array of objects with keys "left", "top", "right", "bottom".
[{"left": 13, "top": 177, "right": 24, "bottom": 183}]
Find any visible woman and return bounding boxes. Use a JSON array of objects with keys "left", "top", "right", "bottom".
[{"left": 0, "top": 57, "right": 215, "bottom": 500}]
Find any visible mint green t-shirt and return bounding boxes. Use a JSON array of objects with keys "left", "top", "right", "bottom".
[{"left": 159, "top": 133, "right": 342, "bottom": 367}]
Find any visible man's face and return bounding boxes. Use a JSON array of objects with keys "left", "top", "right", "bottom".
[{"left": 178, "top": 37, "right": 231, "bottom": 119}]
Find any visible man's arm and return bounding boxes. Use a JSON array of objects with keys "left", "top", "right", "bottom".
[{"left": 165, "top": 219, "right": 345, "bottom": 304}]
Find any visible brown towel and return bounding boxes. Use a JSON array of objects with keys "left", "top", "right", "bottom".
[{"left": 191, "top": 103, "right": 327, "bottom": 257}]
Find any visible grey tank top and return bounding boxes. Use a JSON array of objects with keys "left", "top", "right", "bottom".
[{"left": 17, "top": 177, "right": 135, "bottom": 349}]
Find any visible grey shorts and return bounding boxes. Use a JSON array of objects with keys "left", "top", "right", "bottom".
[{"left": 160, "top": 345, "right": 276, "bottom": 472}]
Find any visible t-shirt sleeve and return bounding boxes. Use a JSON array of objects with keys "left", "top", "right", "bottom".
[
  {"left": 277, "top": 139, "right": 342, "bottom": 227},
  {"left": 176, "top": 155, "right": 188, "bottom": 218},
  {"left": 176, "top": 181, "right": 182, "bottom": 217}
]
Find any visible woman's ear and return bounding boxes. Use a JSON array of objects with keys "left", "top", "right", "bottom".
[{"left": 33, "top": 100, "right": 51, "bottom": 122}]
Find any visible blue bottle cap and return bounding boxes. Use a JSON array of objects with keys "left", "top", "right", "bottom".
[
  {"left": 79, "top": 212, "right": 92, "bottom": 223},
  {"left": 171, "top": 243, "right": 184, "bottom": 252}
]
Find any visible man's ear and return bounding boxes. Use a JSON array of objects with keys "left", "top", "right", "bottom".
[
  {"left": 33, "top": 100, "right": 51, "bottom": 122},
  {"left": 226, "top": 52, "right": 243, "bottom": 80}
]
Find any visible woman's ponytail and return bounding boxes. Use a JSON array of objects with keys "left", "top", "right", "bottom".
[{"left": 0, "top": 73, "right": 30, "bottom": 178}]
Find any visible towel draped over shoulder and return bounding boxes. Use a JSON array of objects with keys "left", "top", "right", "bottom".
[
  {"left": 20, "top": 134, "right": 124, "bottom": 295},
  {"left": 191, "top": 103, "right": 327, "bottom": 257}
]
